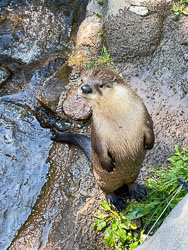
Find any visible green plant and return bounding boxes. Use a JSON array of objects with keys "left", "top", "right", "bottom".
[
  {"left": 99, "top": 28, "right": 104, "bottom": 36},
  {"left": 87, "top": 45, "right": 113, "bottom": 69},
  {"left": 96, "top": 14, "right": 102, "bottom": 18},
  {"left": 180, "top": 0, "right": 188, "bottom": 3},
  {"left": 93, "top": 146, "right": 188, "bottom": 249},
  {"left": 126, "top": 146, "right": 188, "bottom": 233},
  {"left": 173, "top": 0, "right": 188, "bottom": 15},
  {"left": 98, "top": 1, "right": 104, "bottom": 6},
  {"left": 86, "top": 24, "right": 114, "bottom": 69},
  {"left": 98, "top": 45, "right": 113, "bottom": 65},
  {"left": 94, "top": 200, "right": 144, "bottom": 249}
]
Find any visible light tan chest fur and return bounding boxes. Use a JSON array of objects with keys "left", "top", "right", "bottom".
[{"left": 91, "top": 85, "right": 147, "bottom": 193}]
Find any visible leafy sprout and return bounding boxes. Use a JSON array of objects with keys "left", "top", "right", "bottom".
[
  {"left": 173, "top": 0, "right": 188, "bottom": 15},
  {"left": 94, "top": 200, "right": 144, "bottom": 249}
]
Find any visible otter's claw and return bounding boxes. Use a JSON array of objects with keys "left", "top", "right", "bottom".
[
  {"left": 106, "top": 193, "right": 126, "bottom": 212},
  {"left": 128, "top": 183, "right": 147, "bottom": 201}
]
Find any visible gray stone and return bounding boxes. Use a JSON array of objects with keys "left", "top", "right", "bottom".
[
  {"left": 0, "top": 66, "right": 11, "bottom": 86},
  {"left": 86, "top": 0, "right": 107, "bottom": 16},
  {"left": 37, "top": 74, "right": 66, "bottom": 113},
  {"left": 137, "top": 194, "right": 188, "bottom": 250},
  {"left": 129, "top": 6, "right": 149, "bottom": 16},
  {"left": 103, "top": 11, "right": 163, "bottom": 62},
  {"left": 106, "top": 0, "right": 130, "bottom": 16},
  {"left": 103, "top": 0, "right": 169, "bottom": 62},
  {"left": 106, "top": 0, "right": 168, "bottom": 16}
]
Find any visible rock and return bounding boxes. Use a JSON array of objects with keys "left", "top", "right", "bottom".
[
  {"left": 0, "top": 66, "right": 11, "bottom": 86},
  {"left": 35, "top": 106, "right": 72, "bottom": 131},
  {"left": 86, "top": 0, "right": 106, "bottom": 16},
  {"left": 68, "top": 14, "right": 103, "bottom": 68},
  {"left": 130, "top": 0, "right": 169, "bottom": 13},
  {"left": 181, "top": 40, "right": 188, "bottom": 46},
  {"left": 107, "top": 0, "right": 130, "bottom": 16},
  {"left": 37, "top": 63, "right": 73, "bottom": 113},
  {"left": 106, "top": 0, "right": 167, "bottom": 17},
  {"left": 171, "top": 14, "right": 179, "bottom": 21},
  {"left": 35, "top": 107, "right": 55, "bottom": 129},
  {"left": 37, "top": 63, "right": 91, "bottom": 121},
  {"left": 55, "top": 64, "right": 72, "bottom": 85},
  {"left": 37, "top": 75, "right": 66, "bottom": 113},
  {"left": 137, "top": 194, "right": 188, "bottom": 250},
  {"left": 63, "top": 85, "right": 92, "bottom": 120},
  {"left": 129, "top": 6, "right": 149, "bottom": 16},
  {"left": 0, "top": 0, "right": 84, "bottom": 65},
  {"left": 103, "top": 0, "right": 167, "bottom": 62},
  {"left": 184, "top": 53, "right": 188, "bottom": 62},
  {"left": 75, "top": 15, "right": 102, "bottom": 47}
]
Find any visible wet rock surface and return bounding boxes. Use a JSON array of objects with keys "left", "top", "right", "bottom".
[
  {"left": 0, "top": 56, "right": 68, "bottom": 249},
  {"left": 9, "top": 142, "right": 100, "bottom": 250},
  {"left": 0, "top": 0, "right": 80, "bottom": 64},
  {"left": 63, "top": 85, "right": 92, "bottom": 120},
  {"left": 0, "top": 66, "right": 11, "bottom": 86},
  {"left": 0, "top": 0, "right": 89, "bottom": 249},
  {"left": 37, "top": 73, "right": 66, "bottom": 113},
  {"left": 0, "top": 0, "right": 187, "bottom": 249},
  {"left": 37, "top": 64, "right": 73, "bottom": 114},
  {"left": 0, "top": 56, "right": 64, "bottom": 97}
]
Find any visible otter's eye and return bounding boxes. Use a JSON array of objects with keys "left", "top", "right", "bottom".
[{"left": 99, "top": 84, "right": 104, "bottom": 88}]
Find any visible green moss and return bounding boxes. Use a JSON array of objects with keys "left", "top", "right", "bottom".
[
  {"left": 96, "top": 14, "right": 102, "bottom": 18},
  {"left": 98, "top": 1, "right": 104, "bottom": 7}
]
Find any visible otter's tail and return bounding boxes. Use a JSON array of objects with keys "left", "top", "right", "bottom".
[{"left": 51, "top": 133, "right": 92, "bottom": 163}]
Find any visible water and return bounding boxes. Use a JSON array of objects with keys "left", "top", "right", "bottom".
[{"left": 0, "top": 99, "right": 52, "bottom": 249}]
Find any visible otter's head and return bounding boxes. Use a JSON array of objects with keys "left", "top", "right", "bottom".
[{"left": 78, "top": 68, "right": 123, "bottom": 103}]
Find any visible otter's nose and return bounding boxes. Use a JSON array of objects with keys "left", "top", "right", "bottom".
[{"left": 81, "top": 84, "right": 92, "bottom": 94}]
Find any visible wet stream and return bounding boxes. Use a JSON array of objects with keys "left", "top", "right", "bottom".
[
  {"left": 0, "top": 0, "right": 89, "bottom": 248},
  {"left": 0, "top": 55, "right": 59, "bottom": 249},
  {"left": 0, "top": 99, "right": 52, "bottom": 249}
]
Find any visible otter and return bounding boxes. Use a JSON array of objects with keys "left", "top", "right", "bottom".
[{"left": 51, "top": 68, "right": 155, "bottom": 211}]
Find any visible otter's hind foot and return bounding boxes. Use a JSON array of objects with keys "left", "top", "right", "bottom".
[
  {"left": 128, "top": 183, "right": 147, "bottom": 201},
  {"left": 106, "top": 193, "right": 126, "bottom": 212}
]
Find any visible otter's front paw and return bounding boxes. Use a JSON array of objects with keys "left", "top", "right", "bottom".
[
  {"left": 128, "top": 183, "right": 147, "bottom": 201},
  {"left": 106, "top": 193, "right": 126, "bottom": 212}
]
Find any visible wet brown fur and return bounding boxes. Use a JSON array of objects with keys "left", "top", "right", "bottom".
[{"left": 80, "top": 68, "right": 155, "bottom": 195}]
